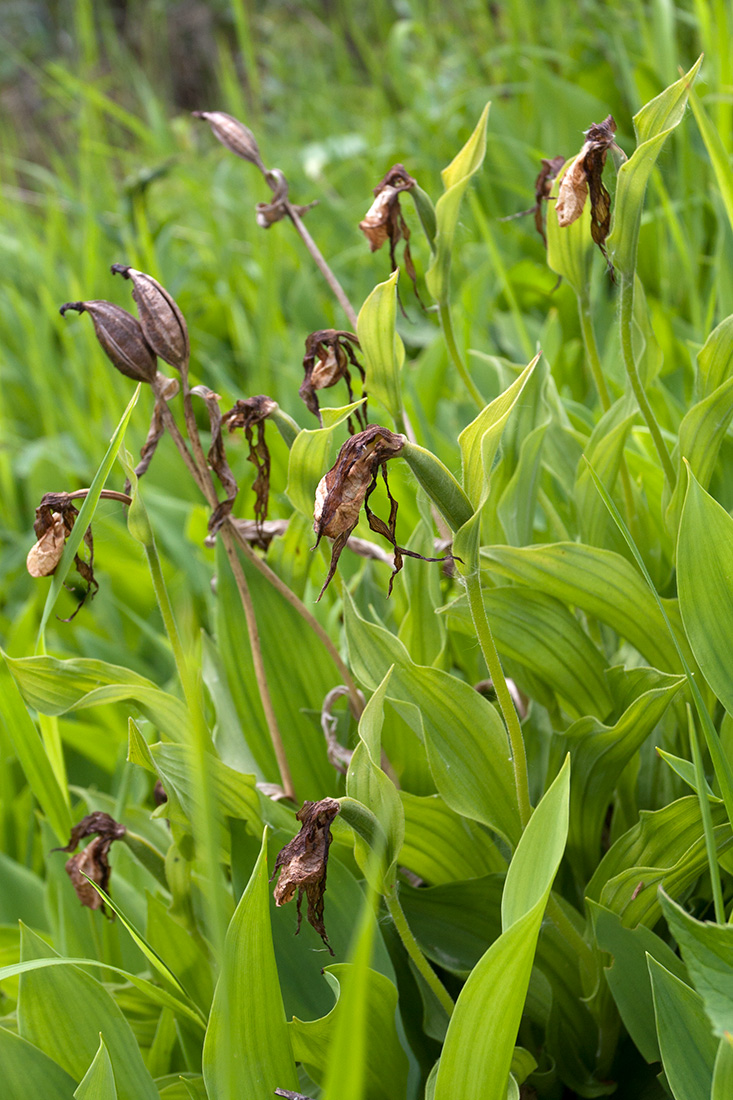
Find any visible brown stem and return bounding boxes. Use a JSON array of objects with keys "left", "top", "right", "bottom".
[
  {"left": 64, "top": 489, "right": 133, "bottom": 506},
  {"left": 285, "top": 200, "right": 358, "bottom": 329}
]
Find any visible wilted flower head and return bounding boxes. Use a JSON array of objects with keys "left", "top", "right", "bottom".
[
  {"left": 501, "top": 155, "right": 565, "bottom": 246},
  {"left": 52, "top": 812, "right": 126, "bottom": 917},
  {"left": 359, "top": 164, "right": 422, "bottom": 305},
  {"left": 111, "top": 264, "right": 189, "bottom": 374},
  {"left": 221, "top": 395, "right": 278, "bottom": 541},
  {"left": 60, "top": 300, "right": 157, "bottom": 383},
  {"left": 300, "top": 330, "right": 366, "bottom": 431},
  {"left": 271, "top": 798, "right": 340, "bottom": 954},
  {"left": 556, "top": 115, "right": 619, "bottom": 272},
  {"left": 26, "top": 492, "right": 98, "bottom": 620}
]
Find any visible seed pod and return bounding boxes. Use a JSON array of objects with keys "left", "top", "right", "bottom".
[
  {"left": 192, "top": 110, "right": 266, "bottom": 173},
  {"left": 60, "top": 300, "right": 157, "bottom": 383},
  {"left": 111, "top": 264, "right": 190, "bottom": 372}
]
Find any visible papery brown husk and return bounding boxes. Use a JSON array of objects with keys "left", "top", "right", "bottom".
[
  {"left": 359, "top": 164, "right": 423, "bottom": 307},
  {"left": 53, "top": 812, "right": 126, "bottom": 917},
  {"left": 271, "top": 798, "right": 341, "bottom": 954},
  {"left": 299, "top": 330, "right": 366, "bottom": 431},
  {"left": 555, "top": 115, "right": 617, "bottom": 273},
  {"left": 27, "top": 495, "right": 98, "bottom": 619},
  {"left": 221, "top": 395, "right": 277, "bottom": 542}
]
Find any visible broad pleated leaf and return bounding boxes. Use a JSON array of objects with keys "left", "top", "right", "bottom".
[
  {"left": 666, "top": 374, "right": 733, "bottom": 535},
  {"left": 660, "top": 891, "right": 733, "bottom": 1039},
  {"left": 649, "top": 956, "right": 717, "bottom": 1100},
  {"left": 712, "top": 1038, "right": 733, "bottom": 1100},
  {"left": 400, "top": 793, "right": 506, "bottom": 885}
]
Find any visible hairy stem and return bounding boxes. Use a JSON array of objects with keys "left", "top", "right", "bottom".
[
  {"left": 386, "top": 889, "right": 455, "bottom": 1018},
  {"left": 438, "top": 300, "right": 484, "bottom": 409},
  {"left": 619, "top": 274, "right": 676, "bottom": 491}
]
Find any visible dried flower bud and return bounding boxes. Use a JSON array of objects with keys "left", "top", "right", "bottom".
[
  {"left": 555, "top": 115, "right": 618, "bottom": 272},
  {"left": 359, "top": 165, "right": 422, "bottom": 306},
  {"left": 271, "top": 798, "right": 340, "bottom": 954},
  {"left": 27, "top": 493, "right": 98, "bottom": 619},
  {"left": 192, "top": 110, "right": 266, "bottom": 172},
  {"left": 52, "top": 812, "right": 126, "bottom": 917},
  {"left": 111, "top": 265, "right": 189, "bottom": 373},
  {"left": 60, "top": 300, "right": 157, "bottom": 383},
  {"left": 300, "top": 330, "right": 366, "bottom": 430}
]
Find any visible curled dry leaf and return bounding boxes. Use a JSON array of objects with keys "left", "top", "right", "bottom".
[
  {"left": 27, "top": 493, "right": 98, "bottom": 620},
  {"left": 190, "top": 385, "right": 239, "bottom": 537},
  {"left": 221, "top": 395, "right": 277, "bottom": 542},
  {"left": 299, "top": 329, "right": 366, "bottom": 431},
  {"left": 313, "top": 425, "right": 456, "bottom": 599},
  {"left": 359, "top": 164, "right": 423, "bottom": 307},
  {"left": 555, "top": 115, "right": 618, "bottom": 272},
  {"left": 111, "top": 264, "right": 190, "bottom": 374},
  {"left": 52, "top": 812, "right": 126, "bottom": 917},
  {"left": 60, "top": 300, "right": 158, "bottom": 383},
  {"left": 271, "top": 798, "right": 341, "bottom": 954}
]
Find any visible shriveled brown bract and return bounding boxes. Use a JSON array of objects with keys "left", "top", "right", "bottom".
[
  {"left": 27, "top": 492, "right": 98, "bottom": 620},
  {"left": 359, "top": 164, "right": 423, "bottom": 306},
  {"left": 52, "top": 812, "right": 126, "bottom": 917},
  {"left": 299, "top": 329, "right": 366, "bottom": 432},
  {"left": 221, "top": 394, "right": 278, "bottom": 542},
  {"left": 271, "top": 798, "right": 341, "bottom": 954},
  {"left": 556, "top": 115, "right": 618, "bottom": 274},
  {"left": 501, "top": 155, "right": 566, "bottom": 246}
]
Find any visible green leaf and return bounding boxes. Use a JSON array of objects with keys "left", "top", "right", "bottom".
[
  {"left": 589, "top": 899, "right": 688, "bottom": 1064},
  {"left": 608, "top": 57, "right": 703, "bottom": 276},
  {"left": 425, "top": 104, "right": 490, "bottom": 303},
  {"left": 18, "top": 925, "right": 159, "bottom": 1100},
  {"left": 712, "top": 1037, "right": 733, "bottom": 1100},
  {"left": 5, "top": 653, "right": 188, "bottom": 741},
  {"left": 289, "top": 964, "right": 409, "bottom": 1100},
  {"left": 563, "top": 668, "right": 683, "bottom": 878},
  {"left": 660, "top": 891, "right": 733, "bottom": 1039},
  {"left": 433, "top": 758, "right": 570, "bottom": 1100},
  {"left": 697, "top": 313, "right": 733, "bottom": 400},
  {"left": 356, "top": 271, "right": 404, "bottom": 424},
  {"left": 648, "top": 956, "right": 717, "bottom": 1100},
  {"left": 0, "top": 1026, "right": 77, "bottom": 1099},
  {"left": 658, "top": 748, "right": 720, "bottom": 800},
  {"left": 481, "top": 541, "right": 686, "bottom": 673},
  {"left": 678, "top": 466, "right": 733, "bottom": 718},
  {"left": 0, "top": 654, "right": 71, "bottom": 844},
  {"left": 574, "top": 397, "right": 636, "bottom": 553},
  {"left": 666, "top": 373, "right": 733, "bottom": 536},
  {"left": 285, "top": 402, "right": 363, "bottom": 516},
  {"left": 346, "top": 669, "right": 405, "bottom": 892},
  {"left": 399, "top": 875, "right": 504, "bottom": 975},
  {"left": 689, "top": 86, "right": 733, "bottom": 234},
  {"left": 74, "top": 1036, "right": 117, "bottom": 1100},
  {"left": 344, "top": 591, "right": 520, "bottom": 845},
  {"left": 37, "top": 385, "right": 141, "bottom": 641},
  {"left": 400, "top": 793, "right": 506, "bottom": 885},
  {"left": 202, "top": 829, "right": 298, "bottom": 1100}
]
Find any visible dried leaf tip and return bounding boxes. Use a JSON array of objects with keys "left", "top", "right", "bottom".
[
  {"left": 52, "top": 812, "right": 126, "bottom": 917},
  {"left": 271, "top": 798, "right": 341, "bottom": 954},
  {"left": 111, "top": 264, "right": 189, "bottom": 373},
  {"left": 192, "top": 110, "right": 266, "bottom": 173},
  {"left": 60, "top": 299, "right": 158, "bottom": 383}
]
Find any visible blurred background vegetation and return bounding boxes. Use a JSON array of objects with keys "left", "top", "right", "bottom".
[{"left": 1, "top": 0, "right": 730, "bottom": 739}]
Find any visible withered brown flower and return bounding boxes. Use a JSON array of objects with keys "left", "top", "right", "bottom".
[
  {"left": 221, "top": 395, "right": 278, "bottom": 542},
  {"left": 501, "top": 155, "right": 566, "bottom": 246},
  {"left": 299, "top": 330, "right": 366, "bottom": 432},
  {"left": 52, "top": 812, "right": 126, "bottom": 917},
  {"left": 271, "top": 798, "right": 340, "bottom": 954},
  {"left": 26, "top": 493, "right": 98, "bottom": 620},
  {"left": 59, "top": 300, "right": 157, "bottom": 384},
  {"left": 555, "top": 115, "right": 619, "bottom": 272},
  {"left": 359, "top": 164, "right": 422, "bottom": 306}
]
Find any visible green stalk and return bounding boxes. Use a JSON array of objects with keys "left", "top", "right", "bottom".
[
  {"left": 687, "top": 705, "right": 726, "bottom": 924},
  {"left": 465, "top": 566, "right": 532, "bottom": 829},
  {"left": 619, "top": 274, "right": 676, "bottom": 491},
  {"left": 438, "top": 300, "right": 485, "bottom": 409},
  {"left": 386, "top": 890, "right": 455, "bottom": 1018}
]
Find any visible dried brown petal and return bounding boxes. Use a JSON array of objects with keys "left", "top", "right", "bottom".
[
  {"left": 52, "top": 812, "right": 126, "bottom": 918},
  {"left": 500, "top": 155, "right": 565, "bottom": 245},
  {"left": 555, "top": 115, "right": 618, "bottom": 272},
  {"left": 28, "top": 495, "right": 99, "bottom": 618},
  {"left": 26, "top": 512, "right": 65, "bottom": 577},
  {"left": 300, "top": 330, "right": 366, "bottom": 431},
  {"left": 359, "top": 165, "right": 422, "bottom": 309},
  {"left": 271, "top": 798, "right": 340, "bottom": 954},
  {"left": 555, "top": 155, "right": 589, "bottom": 227},
  {"left": 221, "top": 395, "right": 277, "bottom": 541},
  {"left": 111, "top": 265, "right": 190, "bottom": 373},
  {"left": 60, "top": 300, "right": 157, "bottom": 383},
  {"left": 191, "top": 386, "right": 239, "bottom": 536},
  {"left": 192, "top": 110, "right": 266, "bottom": 172}
]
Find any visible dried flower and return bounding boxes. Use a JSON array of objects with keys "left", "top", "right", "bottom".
[
  {"left": 59, "top": 300, "right": 157, "bottom": 383},
  {"left": 271, "top": 798, "right": 341, "bottom": 954},
  {"left": 111, "top": 264, "right": 190, "bottom": 373},
  {"left": 221, "top": 395, "right": 277, "bottom": 542},
  {"left": 501, "top": 155, "right": 565, "bottom": 246},
  {"left": 52, "top": 812, "right": 126, "bottom": 917},
  {"left": 359, "top": 164, "right": 422, "bottom": 305},
  {"left": 27, "top": 493, "right": 98, "bottom": 619},
  {"left": 300, "top": 330, "right": 366, "bottom": 431},
  {"left": 556, "top": 115, "right": 619, "bottom": 272},
  {"left": 192, "top": 110, "right": 266, "bottom": 172}
]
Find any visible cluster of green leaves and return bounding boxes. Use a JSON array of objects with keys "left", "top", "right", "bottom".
[{"left": 3, "top": 2, "right": 733, "bottom": 1099}]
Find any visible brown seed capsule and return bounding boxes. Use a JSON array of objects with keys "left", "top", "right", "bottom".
[
  {"left": 271, "top": 798, "right": 340, "bottom": 954},
  {"left": 192, "top": 110, "right": 266, "bottom": 172},
  {"left": 60, "top": 300, "right": 157, "bottom": 383},
  {"left": 52, "top": 812, "right": 126, "bottom": 918},
  {"left": 111, "top": 264, "right": 190, "bottom": 372}
]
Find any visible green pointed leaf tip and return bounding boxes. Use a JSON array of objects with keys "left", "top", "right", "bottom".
[
  {"left": 660, "top": 890, "right": 733, "bottom": 1039},
  {"left": 74, "top": 1036, "right": 118, "bottom": 1100},
  {"left": 648, "top": 955, "right": 717, "bottom": 1100}
]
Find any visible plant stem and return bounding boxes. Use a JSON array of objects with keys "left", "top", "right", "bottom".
[
  {"left": 386, "top": 889, "right": 455, "bottom": 1018},
  {"left": 286, "top": 201, "right": 358, "bottom": 329},
  {"left": 619, "top": 274, "right": 676, "bottom": 491},
  {"left": 464, "top": 566, "right": 532, "bottom": 829},
  {"left": 438, "top": 300, "right": 484, "bottom": 409}
]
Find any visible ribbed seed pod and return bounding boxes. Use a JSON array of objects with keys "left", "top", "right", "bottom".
[
  {"left": 111, "top": 264, "right": 190, "bottom": 372},
  {"left": 192, "top": 110, "right": 266, "bottom": 172},
  {"left": 59, "top": 300, "right": 157, "bottom": 383}
]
